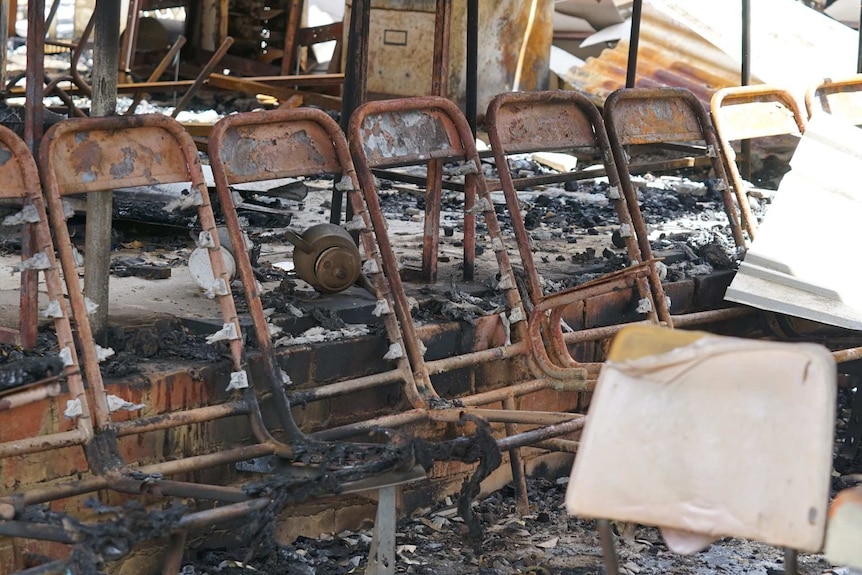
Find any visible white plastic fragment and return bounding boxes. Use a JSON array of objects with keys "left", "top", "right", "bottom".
[
  {"left": 664, "top": 296, "right": 672, "bottom": 310},
  {"left": 281, "top": 370, "right": 293, "bottom": 386},
  {"left": 72, "top": 246, "right": 85, "bottom": 267},
  {"left": 655, "top": 261, "right": 668, "bottom": 281},
  {"left": 713, "top": 178, "right": 727, "bottom": 191},
  {"left": 607, "top": 185, "right": 621, "bottom": 200},
  {"left": 508, "top": 305, "right": 525, "bottom": 324},
  {"left": 231, "top": 190, "right": 245, "bottom": 207},
  {"left": 163, "top": 189, "right": 203, "bottom": 212},
  {"left": 95, "top": 345, "right": 115, "bottom": 362},
  {"left": 491, "top": 237, "right": 504, "bottom": 252},
  {"left": 227, "top": 370, "right": 249, "bottom": 391},
  {"left": 106, "top": 394, "right": 145, "bottom": 412},
  {"left": 706, "top": 144, "right": 717, "bottom": 158},
  {"left": 500, "top": 312, "right": 512, "bottom": 346},
  {"left": 84, "top": 297, "right": 99, "bottom": 315},
  {"left": 345, "top": 215, "right": 366, "bottom": 231},
  {"left": 13, "top": 251, "right": 51, "bottom": 273},
  {"left": 636, "top": 298, "right": 653, "bottom": 314},
  {"left": 286, "top": 303, "right": 303, "bottom": 317},
  {"left": 467, "top": 197, "right": 492, "bottom": 215},
  {"left": 418, "top": 339, "right": 427, "bottom": 358},
  {"left": 205, "top": 278, "right": 229, "bottom": 299},
  {"left": 206, "top": 322, "right": 239, "bottom": 344},
  {"left": 197, "top": 230, "right": 216, "bottom": 249},
  {"left": 406, "top": 296, "right": 419, "bottom": 311},
  {"left": 59, "top": 346, "right": 74, "bottom": 367},
  {"left": 64, "top": 398, "right": 83, "bottom": 419},
  {"left": 267, "top": 322, "right": 283, "bottom": 337},
  {"left": 497, "top": 274, "right": 514, "bottom": 290},
  {"left": 3, "top": 204, "right": 41, "bottom": 226},
  {"left": 362, "top": 259, "right": 379, "bottom": 274},
  {"left": 383, "top": 342, "right": 404, "bottom": 360},
  {"left": 62, "top": 199, "right": 76, "bottom": 220},
  {"left": 373, "top": 299, "right": 391, "bottom": 317},
  {"left": 336, "top": 175, "right": 355, "bottom": 191},
  {"left": 40, "top": 300, "right": 64, "bottom": 319},
  {"left": 618, "top": 223, "right": 632, "bottom": 238}
]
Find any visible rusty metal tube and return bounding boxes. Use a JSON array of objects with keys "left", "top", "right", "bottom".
[
  {"left": 833, "top": 346, "right": 862, "bottom": 363},
  {"left": 496, "top": 416, "right": 585, "bottom": 451},
  {"left": 533, "top": 438, "right": 579, "bottom": 453},
  {"left": 428, "top": 408, "right": 580, "bottom": 426},
  {"left": 311, "top": 409, "right": 430, "bottom": 441},
  {"left": 0, "top": 428, "right": 87, "bottom": 459},
  {"left": 175, "top": 498, "right": 271, "bottom": 530},
  {"left": 16, "top": 559, "right": 72, "bottom": 575},
  {"left": 109, "top": 478, "right": 251, "bottom": 503},
  {"left": 424, "top": 341, "right": 529, "bottom": 376},
  {"left": 0, "top": 382, "right": 61, "bottom": 410},
  {"left": 0, "top": 521, "right": 77, "bottom": 543},
  {"left": 114, "top": 400, "right": 250, "bottom": 436},
  {"left": 138, "top": 443, "right": 276, "bottom": 478},
  {"left": 288, "top": 368, "right": 406, "bottom": 404}
]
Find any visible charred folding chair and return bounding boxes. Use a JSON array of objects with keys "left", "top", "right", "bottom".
[
  {"left": 0, "top": 125, "right": 99, "bottom": 537},
  {"left": 806, "top": 73, "right": 862, "bottom": 125},
  {"left": 603, "top": 87, "right": 751, "bottom": 329},
  {"left": 485, "top": 90, "right": 661, "bottom": 376},
  {"left": 710, "top": 85, "right": 807, "bottom": 241},
  {"left": 0, "top": 113, "right": 410, "bottom": 574},
  {"left": 346, "top": 96, "right": 639, "bottom": 512},
  {"left": 566, "top": 324, "right": 836, "bottom": 575}
]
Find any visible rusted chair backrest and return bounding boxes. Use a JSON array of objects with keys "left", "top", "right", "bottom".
[
  {"left": 485, "top": 92, "right": 642, "bottom": 302},
  {"left": 711, "top": 85, "right": 806, "bottom": 241},
  {"left": 348, "top": 96, "right": 533, "bottom": 391},
  {"left": 39, "top": 114, "right": 248, "bottom": 438},
  {"left": 207, "top": 107, "right": 428, "bottom": 418},
  {"left": 0, "top": 126, "right": 96, "bottom": 469},
  {"left": 806, "top": 74, "right": 862, "bottom": 126},
  {"left": 603, "top": 88, "right": 746, "bottom": 328}
]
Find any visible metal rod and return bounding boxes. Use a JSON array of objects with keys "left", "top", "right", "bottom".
[
  {"left": 784, "top": 548, "right": 798, "bottom": 575},
  {"left": 126, "top": 35, "right": 187, "bottom": 115},
  {"left": 162, "top": 530, "right": 187, "bottom": 575},
  {"left": 171, "top": 35, "right": 234, "bottom": 118},
  {"left": 496, "top": 415, "right": 585, "bottom": 451},
  {"left": 0, "top": 521, "right": 77, "bottom": 544},
  {"left": 466, "top": 0, "right": 479, "bottom": 135},
  {"left": 740, "top": 0, "right": 752, "bottom": 181},
  {"left": 113, "top": 400, "right": 249, "bottom": 436},
  {"left": 625, "top": 0, "right": 643, "bottom": 88},
  {"left": 598, "top": 519, "right": 621, "bottom": 575},
  {"left": 504, "top": 396, "right": 530, "bottom": 516},
  {"left": 858, "top": 0, "right": 862, "bottom": 73}
]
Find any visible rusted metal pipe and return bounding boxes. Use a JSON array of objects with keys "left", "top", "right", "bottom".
[
  {"left": 162, "top": 530, "right": 187, "bottom": 575},
  {"left": 0, "top": 521, "right": 77, "bottom": 543},
  {"left": 496, "top": 416, "right": 585, "bottom": 451},
  {"left": 428, "top": 408, "right": 579, "bottom": 426},
  {"left": 625, "top": 0, "right": 643, "bottom": 88},
  {"left": 504, "top": 396, "right": 530, "bottom": 516},
  {"left": 126, "top": 35, "right": 187, "bottom": 115},
  {"left": 0, "top": 382, "right": 61, "bottom": 411},
  {"left": 114, "top": 400, "right": 250, "bottom": 436},
  {"left": 288, "top": 368, "right": 406, "bottom": 404},
  {"left": 175, "top": 498, "right": 271, "bottom": 530},
  {"left": 171, "top": 36, "right": 235, "bottom": 119}
]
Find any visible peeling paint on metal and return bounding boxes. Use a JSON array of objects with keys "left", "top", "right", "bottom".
[{"left": 110, "top": 146, "right": 139, "bottom": 179}]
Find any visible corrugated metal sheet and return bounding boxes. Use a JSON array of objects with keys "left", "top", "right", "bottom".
[
  {"left": 557, "top": 3, "right": 747, "bottom": 105},
  {"left": 556, "top": 0, "right": 858, "bottom": 106}
]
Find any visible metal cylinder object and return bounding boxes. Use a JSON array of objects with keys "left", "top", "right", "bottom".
[{"left": 287, "top": 223, "right": 361, "bottom": 294}]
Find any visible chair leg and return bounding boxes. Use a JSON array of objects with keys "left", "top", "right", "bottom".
[
  {"left": 784, "top": 548, "right": 798, "bottom": 575},
  {"left": 598, "top": 519, "right": 620, "bottom": 575}
]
